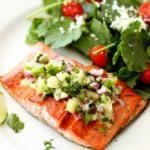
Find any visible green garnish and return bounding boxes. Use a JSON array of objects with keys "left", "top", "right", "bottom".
[
  {"left": 25, "top": 0, "right": 150, "bottom": 99},
  {"left": 7, "top": 113, "right": 24, "bottom": 133},
  {"left": 44, "top": 139, "right": 55, "bottom": 150},
  {"left": 98, "top": 127, "right": 107, "bottom": 133}
]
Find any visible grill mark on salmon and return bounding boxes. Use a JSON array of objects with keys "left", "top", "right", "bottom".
[{"left": 0, "top": 43, "right": 148, "bottom": 150}]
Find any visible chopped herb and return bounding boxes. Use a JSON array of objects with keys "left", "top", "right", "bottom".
[
  {"left": 98, "top": 127, "right": 107, "bottom": 133},
  {"left": 44, "top": 139, "right": 55, "bottom": 150},
  {"left": 7, "top": 113, "right": 24, "bottom": 133}
]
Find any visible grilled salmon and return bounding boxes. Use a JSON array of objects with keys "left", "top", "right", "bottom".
[{"left": 0, "top": 43, "right": 148, "bottom": 150}]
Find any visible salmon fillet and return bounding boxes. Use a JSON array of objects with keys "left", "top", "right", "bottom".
[{"left": 0, "top": 43, "right": 148, "bottom": 150}]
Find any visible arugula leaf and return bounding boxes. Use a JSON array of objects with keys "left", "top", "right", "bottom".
[
  {"left": 120, "top": 22, "right": 149, "bottom": 72},
  {"left": 44, "top": 139, "right": 54, "bottom": 150},
  {"left": 45, "top": 18, "right": 82, "bottom": 48},
  {"left": 7, "top": 113, "right": 24, "bottom": 133},
  {"left": 26, "top": 19, "right": 44, "bottom": 44}
]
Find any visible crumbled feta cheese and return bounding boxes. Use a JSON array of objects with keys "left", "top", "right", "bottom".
[
  {"left": 109, "top": 0, "right": 147, "bottom": 31},
  {"left": 68, "top": 15, "right": 85, "bottom": 31},
  {"left": 89, "top": 69, "right": 104, "bottom": 76},
  {"left": 90, "top": 33, "right": 99, "bottom": 41},
  {"left": 94, "top": 1, "right": 101, "bottom": 8},
  {"left": 59, "top": 27, "right": 65, "bottom": 34},
  {"left": 97, "top": 86, "right": 107, "bottom": 94},
  {"left": 60, "top": 16, "right": 64, "bottom": 21}
]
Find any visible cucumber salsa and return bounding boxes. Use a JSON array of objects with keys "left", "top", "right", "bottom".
[
  {"left": 26, "top": 0, "right": 150, "bottom": 99},
  {"left": 21, "top": 52, "right": 122, "bottom": 125}
]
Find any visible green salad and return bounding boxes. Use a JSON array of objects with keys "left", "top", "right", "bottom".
[{"left": 26, "top": 0, "right": 150, "bottom": 99}]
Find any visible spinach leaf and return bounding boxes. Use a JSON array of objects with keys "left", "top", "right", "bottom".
[
  {"left": 45, "top": 18, "right": 82, "bottom": 48},
  {"left": 120, "top": 22, "right": 149, "bottom": 72}
]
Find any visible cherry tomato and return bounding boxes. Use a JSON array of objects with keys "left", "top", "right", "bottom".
[
  {"left": 85, "top": 0, "right": 102, "bottom": 3},
  {"left": 89, "top": 45, "right": 107, "bottom": 67},
  {"left": 139, "top": 2, "right": 150, "bottom": 24},
  {"left": 61, "top": 2, "right": 83, "bottom": 18},
  {"left": 140, "top": 64, "right": 150, "bottom": 85}
]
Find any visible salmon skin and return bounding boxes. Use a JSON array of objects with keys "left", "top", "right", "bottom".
[{"left": 0, "top": 43, "right": 148, "bottom": 150}]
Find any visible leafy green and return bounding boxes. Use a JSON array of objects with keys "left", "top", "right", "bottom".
[
  {"left": 36, "top": 19, "right": 51, "bottom": 37},
  {"left": 120, "top": 22, "right": 149, "bottom": 72},
  {"left": 136, "top": 87, "right": 150, "bottom": 99},
  {"left": 72, "top": 19, "right": 113, "bottom": 56},
  {"left": 7, "top": 113, "right": 24, "bottom": 133},
  {"left": 125, "top": 73, "right": 140, "bottom": 88},
  {"left": 45, "top": 18, "right": 82, "bottom": 48},
  {"left": 63, "top": 81, "right": 84, "bottom": 97},
  {"left": 90, "top": 19, "right": 113, "bottom": 45},
  {"left": 117, "top": 66, "right": 133, "bottom": 80},
  {"left": 101, "top": 0, "right": 120, "bottom": 23},
  {"left": 112, "top": 43, "right": 121, "bottom": 65},
  {"left": 43, "top": 0, "right": 61, "bottom": 18},
  {"left": 72, "top": 33, "right": 100, "bottom": 56},
  {"left": 26, "top": 19, "right": 44, "bottom": 44},
  {"left": 44, "top": 139, "right": 54, "bottom": 150}
]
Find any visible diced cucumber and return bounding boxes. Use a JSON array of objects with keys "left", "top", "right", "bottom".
[
  {"left": 86, "top": 90, "right": 99, "bottom": 100},
  {"left": 36, "top": 78, "right": 47, "bottom": 94},
  {"left": 102, "top": 77, "right": 118, "bottom": 89},
  {"left": 47, "top": 76, "right": 60, "bottom": 89},
  {"left": 66, "top": 98, "right": 79, "bottom": 113},
  {"left": 56, "top": 71, "right": 69, "bottom": 82},
  {"left": 54, "top": 89, "right": 68, "bottom": 101},
  {"left": 0, "top": 92, "right": 7, "bottom": 125},
  {"left": 31, "top": 66, "right": 45, "bottom": 76}
]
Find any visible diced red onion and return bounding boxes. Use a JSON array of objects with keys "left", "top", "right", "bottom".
[
  {"left": 96, "top": 104, "right": 104, "bottom": 112},
  {"left": 24, "top": 71, "right": 34, "bottom": 81},
  {"left": 89, "top": 69, "right": 104, "bottom": 76},
  {"left": 97, "top": 86, "right": 107, "bottom": 94},
  {"left": 90, "top": 82, "right": 100, "bottom": 90},
  {"left": 66, "top": 63, "right": 72, "bottom": 72},
  {"left": 77, "top": 113, "right": 83, "bottom": 120},
  {"left": 53, "top": 53, "right": 62, "bottom": 60},
  {"left": 116, "top": 98, "right": 125, "bottom": 106}
]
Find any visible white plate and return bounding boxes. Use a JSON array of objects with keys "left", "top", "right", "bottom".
[{"left": 0, "top": 0, "right": 150, "bottom": 150}]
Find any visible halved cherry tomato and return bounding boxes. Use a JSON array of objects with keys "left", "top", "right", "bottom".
[
  {"left": 61, "top": 2, "right": 83, "bottom": 18},
  {"left": 139, "top": 2, "right": 150, "bottom": 24},
  {"left": 140, "top": 64, "right": 150, "bottom": 85},
  {"left": 89, "top": 45, "right": 107, "bottom": 67},
  {"left": 85, "top": 0, "right": 102, "bottom": 3}
]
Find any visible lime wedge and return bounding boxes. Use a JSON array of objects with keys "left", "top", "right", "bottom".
[{"left": 0, "top": 92, "right": 7, "bottom": 125}]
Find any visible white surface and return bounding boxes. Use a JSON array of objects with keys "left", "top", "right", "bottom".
[{"left": 0, "top": 0, "right": 150, "bottom": 150}]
